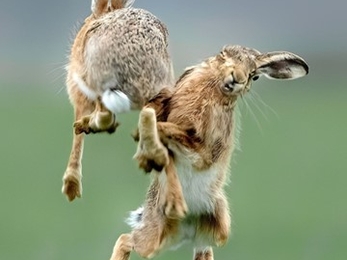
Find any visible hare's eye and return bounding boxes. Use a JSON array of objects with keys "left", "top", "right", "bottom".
[{"left": 249, "top": 73, "right": 259, "bottom": 81}]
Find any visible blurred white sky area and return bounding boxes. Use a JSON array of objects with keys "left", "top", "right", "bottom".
[{"left": 0, "top": 0, "right": 346, "bottom": 85}]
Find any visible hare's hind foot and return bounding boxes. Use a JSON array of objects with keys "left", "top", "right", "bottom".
[
  {"left": 73, "top": 111, "right": 119, "bottom": 135},
  {"left": 62, "top": 168, "right": 82, "bottom": 201}
]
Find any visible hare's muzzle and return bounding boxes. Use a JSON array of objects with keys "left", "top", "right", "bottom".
[{"left": 222, "top": 76, "right": 245, "bottom": 95}]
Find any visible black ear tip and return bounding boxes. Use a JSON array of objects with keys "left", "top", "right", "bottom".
[
  {"left": 297, "top": 58, "right": 309, "bottom": 75},
  {"left": 288, "top": 56, "right": 309, "bottom": 77},
  {"left": 294, "top": 55, "right": 309, "bottom": 75},
  {"left": 304, "top": 62, "right": 309, "bottom": 75}
]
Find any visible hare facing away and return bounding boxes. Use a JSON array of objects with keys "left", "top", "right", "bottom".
[
  {"left": 109, "top": 45, "right": 309, "bottom": 260},
  {"left": 62, "top": 0, "right": 174, "bottom": 201}
]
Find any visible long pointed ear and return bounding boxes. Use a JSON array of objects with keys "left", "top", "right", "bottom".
[
  {"left": 91, "top": 0, "right": 135, "bottom": 17},
  {"left": 91, "top": 0, "right": 108, "bottom": 17},
  {"left": 255, "top": 51, "right": 309, "bottom": 80},
  {"left": 111, "top": 0, "right": 135, "bottom": 9}
]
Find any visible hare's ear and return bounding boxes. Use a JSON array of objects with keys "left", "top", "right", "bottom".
[
  {"left": 91, "top": 0, "right": 108, "bottom": 17},
  {"left": 91, "top": 0, "right": 134, "bottom": 16},
  {"left": 111, "top": 0, "right": 135, "bottom": 9},
  {"left": 255, "top": 52, "right": 309, "bottom": 80}
]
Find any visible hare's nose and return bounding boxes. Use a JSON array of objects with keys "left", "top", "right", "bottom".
[
  {"left": 232, "top": 70, "right": 247, "bottom": 85},
  {"left": 223, "top": 76, "right": 243, "bottom": 94}
]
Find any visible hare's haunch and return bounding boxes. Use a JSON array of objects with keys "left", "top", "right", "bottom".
[
  {"left": 62, "top": 0, "right": 174, "bottom": 201},
  {"left": 110, "top": 45, "right": 309, "bottom": 260}
]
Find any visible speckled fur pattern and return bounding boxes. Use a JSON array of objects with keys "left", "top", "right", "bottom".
[
  {"left": 110, "top": 45, "right": 308, "bottom": 260},
  {"left": 62, "top": 0, "right": 174, "bottom": 201}
]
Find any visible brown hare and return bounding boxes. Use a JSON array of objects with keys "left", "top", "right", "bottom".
[
  {"left": 62, "top": 0, "right": 174, "bottom": 201},
  {"left": 109, "top": 45, "right": 309, "bottom": 260}
]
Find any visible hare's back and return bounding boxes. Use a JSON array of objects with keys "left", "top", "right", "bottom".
[
  {"left": 84, "top": 8, "right": 173, "bottom": 106},
  {"left": 91, "top": 8, "right": 169, "bottom": 52}
]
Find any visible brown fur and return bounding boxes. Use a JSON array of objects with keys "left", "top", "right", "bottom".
[
  {"left": 62, "top": 0, "right": 174, "bottom": 201},
  {"left": 110, "top": 45, "right": 308, "bottom": 259}
]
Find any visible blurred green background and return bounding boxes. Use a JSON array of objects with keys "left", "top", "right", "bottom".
[{"left": 0, "top": 0, "right": 346, "bottom": 259}]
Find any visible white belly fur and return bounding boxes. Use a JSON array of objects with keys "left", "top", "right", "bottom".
[{"left": 173, "top": 156, "right": 218, "bottom": 215}]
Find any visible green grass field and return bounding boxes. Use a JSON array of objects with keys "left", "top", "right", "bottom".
[{"left": 0, "top": 74, "right": 346, "bottom": 259}]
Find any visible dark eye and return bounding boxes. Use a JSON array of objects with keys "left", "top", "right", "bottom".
[{"left": 252, "top": 75, "right": 259, "bottom": 81}]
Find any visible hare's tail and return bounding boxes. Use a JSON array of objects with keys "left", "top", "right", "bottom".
[
  {"left": 126, "top": 206, "right": 144, "bottom": 229},
  {"left": 92, "top": 0, "right": 135, "bottom": 17}
]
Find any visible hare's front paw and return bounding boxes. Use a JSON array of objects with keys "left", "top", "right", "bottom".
[
  {"left": 134, "top": 144, "right": 169, "bottom": 173},
  {"left": 62, "top": 169, "right": 82, "bottom": 201},
  {"left": 163, "top": 190, "right": 188, "bottom": 219}
]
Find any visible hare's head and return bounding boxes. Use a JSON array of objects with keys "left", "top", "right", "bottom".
[{"left": 214, "top": 45, "right": 309, "bottom": 97}]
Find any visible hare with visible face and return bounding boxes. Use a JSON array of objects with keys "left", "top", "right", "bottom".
[
  {"left": 62, "top": 0, "right": 174, "bottom": 201},
  {"left": 109, "top": 45, "right": 309, "bottom": 260}
]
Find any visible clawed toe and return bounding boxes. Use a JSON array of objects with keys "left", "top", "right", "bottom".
[
  {"left": 106, "top": 121, "right": 120, "bottom": 134},
  {"left": 74, "top": 117, "right": 92, "bottom": 134},
  {"left": 136, "top": 156, "right": 165, "bottom": 173},
  {"left": 73, "top": 115, "right": 119, "bottom": 135},
  {"left": 134, "top": 145, "right": 169, "bottom": 173}
]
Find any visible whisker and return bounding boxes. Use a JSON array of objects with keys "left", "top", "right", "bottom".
[
  {"left": 240, "top": 94, "right": 264, "bottom": 134},
  {"left": 46, "top": 64, "right": 66, "bottom": 76},
  {"left": 50, "top": 72, "right": 65, "bottom": 83},
  {"left": 247, "top": 92, "right": 269, "bottom": 122},
  {"left": 55, "top": 85, "right": 66, "bottom": 95},
  {"left": 252, "top": 90, "right": 279, "bottom": 119}
]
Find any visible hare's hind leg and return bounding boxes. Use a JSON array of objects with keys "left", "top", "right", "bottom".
[
  {"left": 199, "top": 195, "right": 230, "bottom": 247},
  {"left": 110, "top": 217, "right": 180, "bottom": 260},
  {"left": 194, "top": 247, "right": 214, "bottom": 260},
  {"left": 110, "top": 233, "right": 132, "bottom": 260},
  {"left": 111, "top": 232, "right": 159, "bottom": 260},
  {"left": 211, "top": 195, "right": 230, "bottom": 247},
  {"left": 73, "top": 98, "right": 119, "bottom": 135},
  {"left": 63, "top": 87, "right": 95, "bottom": 201}
]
